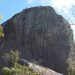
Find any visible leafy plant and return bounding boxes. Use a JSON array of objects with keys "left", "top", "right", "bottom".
[
  {"left": 1, "top": 50, "right": 40, "bottom": 75},
  {"left": 9, "top": 50, "right": 20, "bottom": 66},
  {"left": 0, "top": 16, "right": 4, "bottom": 38},
  {"left": 2, "top": 63, "right": 40, "bottom": 75}
]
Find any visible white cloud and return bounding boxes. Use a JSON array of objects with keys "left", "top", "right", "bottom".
[
  {"left": 27, "top": 0, "right": 75, "bottom": 40},
  {"left": 27, "top": 0, "right": 75, "bottom": 7},
  {"left": 27, "top": 0, "right": 51, "bottom": 4},
  {"left": 51, "top": 0, "right": 75, "bottom": 11},
  {"left": 40, "top": 0, "right": 50, "bottom": 3},
  {"left": 27, "top": 0, "right": 75, "bottom": 24},
  {"left": 50, "top": 0, "right": 75, "bottom": 24},
  {"left": 27, "top": 0, "right": 34, "bottom": 4},
  {"left": 27, "top": 0, "right": 75, "bottom": 13}
]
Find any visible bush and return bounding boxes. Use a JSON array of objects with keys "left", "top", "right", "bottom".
[
  {"left": 2, "top": 67, "right": 12, "bottom": 75},
  {"left": 2, "top": 63, "right": 39, "bottom": 75},
  {"left": 1, "top": 50, "right": 40, "bottom": 75},
  {"left": 9, "top": 50, "right": 20, "bottom": 66}
]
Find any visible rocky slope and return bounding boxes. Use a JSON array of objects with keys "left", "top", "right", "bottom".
[
  {"left": 0, "top": 6, "right": 74, "bottom": 75},
  {"left": 28, "top": 61, "right": 63, "bottom": 75}
]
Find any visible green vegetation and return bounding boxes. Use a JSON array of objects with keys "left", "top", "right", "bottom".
[
  {"left": 68, "top": 59, "right": 75, "bottom": 75},
  {"left": 9, "top": 50, "right": 20, "bottom": 66},
  {"left": 1, "top": 50, "right": 40, "bottom": 75},
  {"left": 0, "top": 25, "right": 4, "bottom": 37},
  {"left": 0, "top": 16, "right": 4, "bottom": 38},
  {"left": 2, "top": 63, "right": 39, "bottom": 75}
]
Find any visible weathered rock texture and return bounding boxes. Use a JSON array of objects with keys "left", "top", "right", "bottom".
[
  {"left": 0, "top": 6, "right": 74, "bottom": 75},
  {"left": 28, "top": 62, "right": 63, "bottom": 75}
]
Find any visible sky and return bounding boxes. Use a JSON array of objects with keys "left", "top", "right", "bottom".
[{"left": 0, "top": 0, "right": 75, "bottom": 39}]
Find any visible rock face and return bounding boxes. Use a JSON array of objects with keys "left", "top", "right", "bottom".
[
  {"left": 0, "top": 6, "right": 74, "bottom": 75},
  {"left": 28, "top": 62, "right": 63, "bottom": 75},
  {"left": 0, "top": 55, "right": 11, "bottom": 67}
]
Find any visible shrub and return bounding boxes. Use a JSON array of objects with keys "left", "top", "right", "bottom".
[
  {"left": 9, "top": 50, "right": 20, "bottom": 66},
  {"left": 1, "top": 50, "right": 40, "bottom": 75},
  {"left": 2, "top": 63, "right": 39, "bottom": 75},
  {"left": 2, "top": 67, "right": 12, "bottom": 75}
]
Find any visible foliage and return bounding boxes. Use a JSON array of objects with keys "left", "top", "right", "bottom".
[
  {"left": 0, "top": 25, "right": 4, "bottom": 37},
  {"left": 2, "top": 63, "right": 40, "bottom": 75},
  {"left": 0, "top": 16, "right": 2, "bottom": 20},
  {"left": 9, "top": 50, "right": 20, "bottom": 66},
  {"left": 68, "top": 59, "right": 75, "bottom": 75},
  {"left": 2, "top": 67, "right": 12, "bottom": 75},
  {"left": 0, "top": 16, "right": 4, "bottom": 38},
  {"left": 1, "top": 50, "right": 40, "bottom": 75}
]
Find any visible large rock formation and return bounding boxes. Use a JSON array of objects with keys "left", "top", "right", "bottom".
[
  {"left": 0, "top": 6, "right": 74, "bottom": 75},
  {"left": 28, "top": 62, "right": 63, "bottom": 75}
]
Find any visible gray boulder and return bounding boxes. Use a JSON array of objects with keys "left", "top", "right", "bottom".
[
  {"left": 0, "top": 6, "right": 74, "bottom": 75},
  {"left": 28, "top": 62, "right": 63, "bottom": 75},
  {"left": 18, "top": 59, "right": 29, "bottom": 66}
]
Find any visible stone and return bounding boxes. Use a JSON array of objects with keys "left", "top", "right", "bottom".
[
  {"left": 18, "top": 59, "right": 29, "bottom": 66},
  {"left": 28, "top": 62, "right": 63, "bottom": 75},
  {"left": 0, "top": 6, "right": 74, "bottom": 75}
]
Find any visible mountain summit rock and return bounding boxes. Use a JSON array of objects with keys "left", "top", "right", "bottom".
[{"left": 0, "top": 6, "right": 74, "bottom": 75}]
